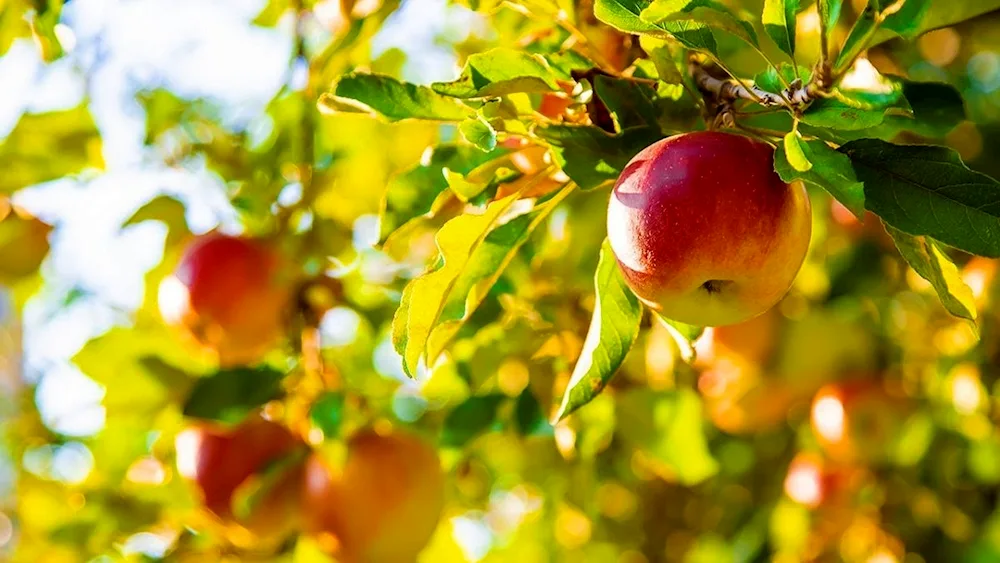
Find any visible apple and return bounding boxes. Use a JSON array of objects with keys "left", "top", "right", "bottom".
[
  {"left": 810, "top": 379, "right": 913, "bottom": 463},
  {"left": 607, "top": 131, "right": 811, "bottom": 327},
  {"left": 302, "top": 427, "right": 445, "bottom": 563},
  {"left": 174, "top": 415, "right": 305, "bottom": 544},
  {"left": 158, "top": 233, "right": 294, "bottom": 366}
]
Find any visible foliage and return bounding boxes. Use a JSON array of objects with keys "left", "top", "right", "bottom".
[{"left": 4, "top": 0, "right": 1000, "bottom": 561}]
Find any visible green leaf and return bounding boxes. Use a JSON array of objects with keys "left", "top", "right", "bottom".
[
  {"left": 817, "top": 0, "right": 844, "bottom": 40},
  {"left": 884, "top": 223, "right": 977, "bottom": 324},
  {"left": 441, "top": 394, "right": 507, "bottom": 447},
  {"left": 835, "top": 4, "right": 875, "bottom": 70},
  {"left": 554, "top": 239, "right": 643, "bottom": 421},
  {"left": 885, "top": 0, "right": 1000, "bottom": 38},
  {"left": 762, "top": 0, "right": 798, "bottom": 57},
  {"left": 638, "top": 36, "right": 686, "bottom": 85},
  {"left": 320, "top": 73, "right": 473, "bottom": 122},
  {"left": 775, "top": 138, "right": 865, "bottom": 219},
  {"left": 378, "top": 144, "right": 508, "bottom": 243},
  {"left": 899, "top": 79, "right": 965, "bottom": 137},
  {"left": 754, "top": 64, "right": 810, "bottom": 92},
  {"left": 880, "top": 0, "right": 932, "bottom": 38},
  {"left": 800, "top": 96, "right": 889, "bottom": 131},
  {"left": 424, "top": 187, "right": 573, "bottom": 364},
  {"left": 537, "top": 124, "right": 663, "bottom": 190},
  {"left": 182, "top": 366, "right": 287, "bottom": 424},
  {"left": 459, "top": 116, "right": 498, "bottom": 152},
  {"left": 0, "top": 105, "right": 104, "bottom": 195},
  {"left": 432, "top": 49, "right": 562, "bottom": 98},
  {"left": 652, "top": 312, "right": 703, "bottom": 363},
  {"left": 594, "top": 0, "right": 718, "bottom": 53},
  {"left": 616, "top": 388, "right": 719, "bottom": 484},
  {"left": 516, "top": 388, "right": 554, "bottom": 437},
  {"left": 309, "top": 392, "right": 346, "bottom": 437},
  {"left": 395, "top": 192, "right": 524, "bottom": 376},
  {"left": 593, "top": 75, "right": 660, "bottom": 132},
  {"left": 640, "top": 0, "right": 758, "bottom": 46},
  {"left": 783, "top": 131, "right": 812, "bottom": 172},
  {"left": 840, "top": 139, "right": 1000, "bottom": 258}
]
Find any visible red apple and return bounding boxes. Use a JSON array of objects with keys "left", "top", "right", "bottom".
[
  {"left": 607, "top": 131, "right": 811, "bottom": 326},
  {"left": 303, "top": 428, "right": 445, "bottom": 563},
  {"left": 175, "top": 416, "right": 305, "bottom": 543},
  {"left": 158, "top": 233, "right": 294, "bottom": 366}
]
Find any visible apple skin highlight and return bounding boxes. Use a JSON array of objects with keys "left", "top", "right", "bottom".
[{"left": 607, "top": 131, "right": 811, "bottom": 326}]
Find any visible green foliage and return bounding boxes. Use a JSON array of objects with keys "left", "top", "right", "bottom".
[
  {"left": 7, "top": 0, "right": 1000, "bottom": 561},
  {"left": 555, "top": 239, "right": 642, "bottom": 421},
  {"left": 841, "top": 139, "right": 1000, "bottom": 258}
]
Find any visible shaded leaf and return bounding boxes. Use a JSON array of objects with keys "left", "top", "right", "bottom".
[
  {"left": 320, "top": 74, "right": 473, "bottom": 122},
  {"left": 432, "top": 49, "right": 561, "bottom": 98},
  {"left": 840, "top": 139, "right": 1000, "bottom": 258},
  {"left": 554, "top": 239, "right": 643, "bottom": 421},
  {"left": 182, "top": 366, "right": 286, "bottom": 424},
  {"left": 0, "top": 105, "right": 104, "bottom": 195},
  {"left": 899, "top": 79, "right": 965, "bottom": 137},
  {"left": 516, "top": 388, "right": 554, "bottom": 437},
  {"left": 0, "top": 209, "right": 52, "bottom": 284},
  {"left": 801, "top": 96, "right": 889, "bottom": 131},
  {"left": 775, "top": 138, "right": 865, "bottom": 218},
  {"left": 884, "top": 223, "right": 977, "bottom": 325},
  {"left": 593, "top": 75, "right": 660, "bottom": 132},
  {"left": 754, "top": 64, "right": 809, "bottom": 92},
  {"left": 537, "top": 124, "right": 663, "bottom": 190},
  {"left": 441, "top": 394, "right": 507, "bottom": 447},
  {"left": 122, "top": 195, "right": 191, "bottom": 246}
]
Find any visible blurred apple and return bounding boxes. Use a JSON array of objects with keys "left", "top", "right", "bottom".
[
  {"left": 303, "top": 427, "right": 445, "bottom": 563},
  {"left": 175, "top": 415, "right": 305, "bottom": 545},
  {"left": 829, "top": 200, "right": 895, "bottom": 250},
  {"left": 159, "top": 233, "right": 295, "bottom": 366},
  {"left": 811, "top": 379, "right": 914, "bottom": 463}
]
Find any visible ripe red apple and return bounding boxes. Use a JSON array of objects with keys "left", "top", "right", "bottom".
[
  {"left": 302, "top": 428, "right": 445, "bottom": 563},
  {"left": 175, "top": 416, "right": 305, "bottom": 543},
  {"left": 158, "top": 233, "right": 294, "bottom": 366},
  {"left": 607, "top": 131, "right": 811, "bottom": 326}
]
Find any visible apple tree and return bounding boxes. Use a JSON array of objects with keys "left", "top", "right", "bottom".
[{"left": 4, "top": 0, "right": 1000, "bottom": 561}]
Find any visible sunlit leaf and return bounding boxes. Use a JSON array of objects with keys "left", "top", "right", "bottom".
[
  {"left": 425, "top": 186, "right": 573, "bottom": 363},
  {"left": 378, "top": 144, "right": 509, "bottom": 243},
  {"left": 641, "top": 0, "right": 758, "bottom": 46},
  {"left": 432, "top": 48, "right": 562, "bottom": 98},
  {"left": 762, "top": 0, "right": 798, "bottom": 57},
  {"left": 775, "top": 138, "right": 865, "bottom": 219},
  {"left": 783, "top": 131, "right": 812, "bottom": 172},
  {"left": 320, "top": 74, "right": 473, "bottom": 122},
  {"left": 884, "top": 223, "right": 977, "bottom": 325},
  {"left": 459, "top": 116, "right": 498, "bottom": 152},
  {"left": 394, "top": 192, "right": 524, "bottom": 376},
  {"left": 0, "top": 105, "right": 104, "bottom": 195},
  {"left": 840, "top": 139, "right": 1000, "bottom": 258},
  {"left": 594, "top": 0, "right": 719, "bottom": 53},
  {"left": 554, "top": 239, "right": 643, "bottom": 421}
]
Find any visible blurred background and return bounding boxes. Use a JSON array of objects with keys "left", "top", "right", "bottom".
[{"left": 3, "top": 0, "right": 1000, "bottom": 561}]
